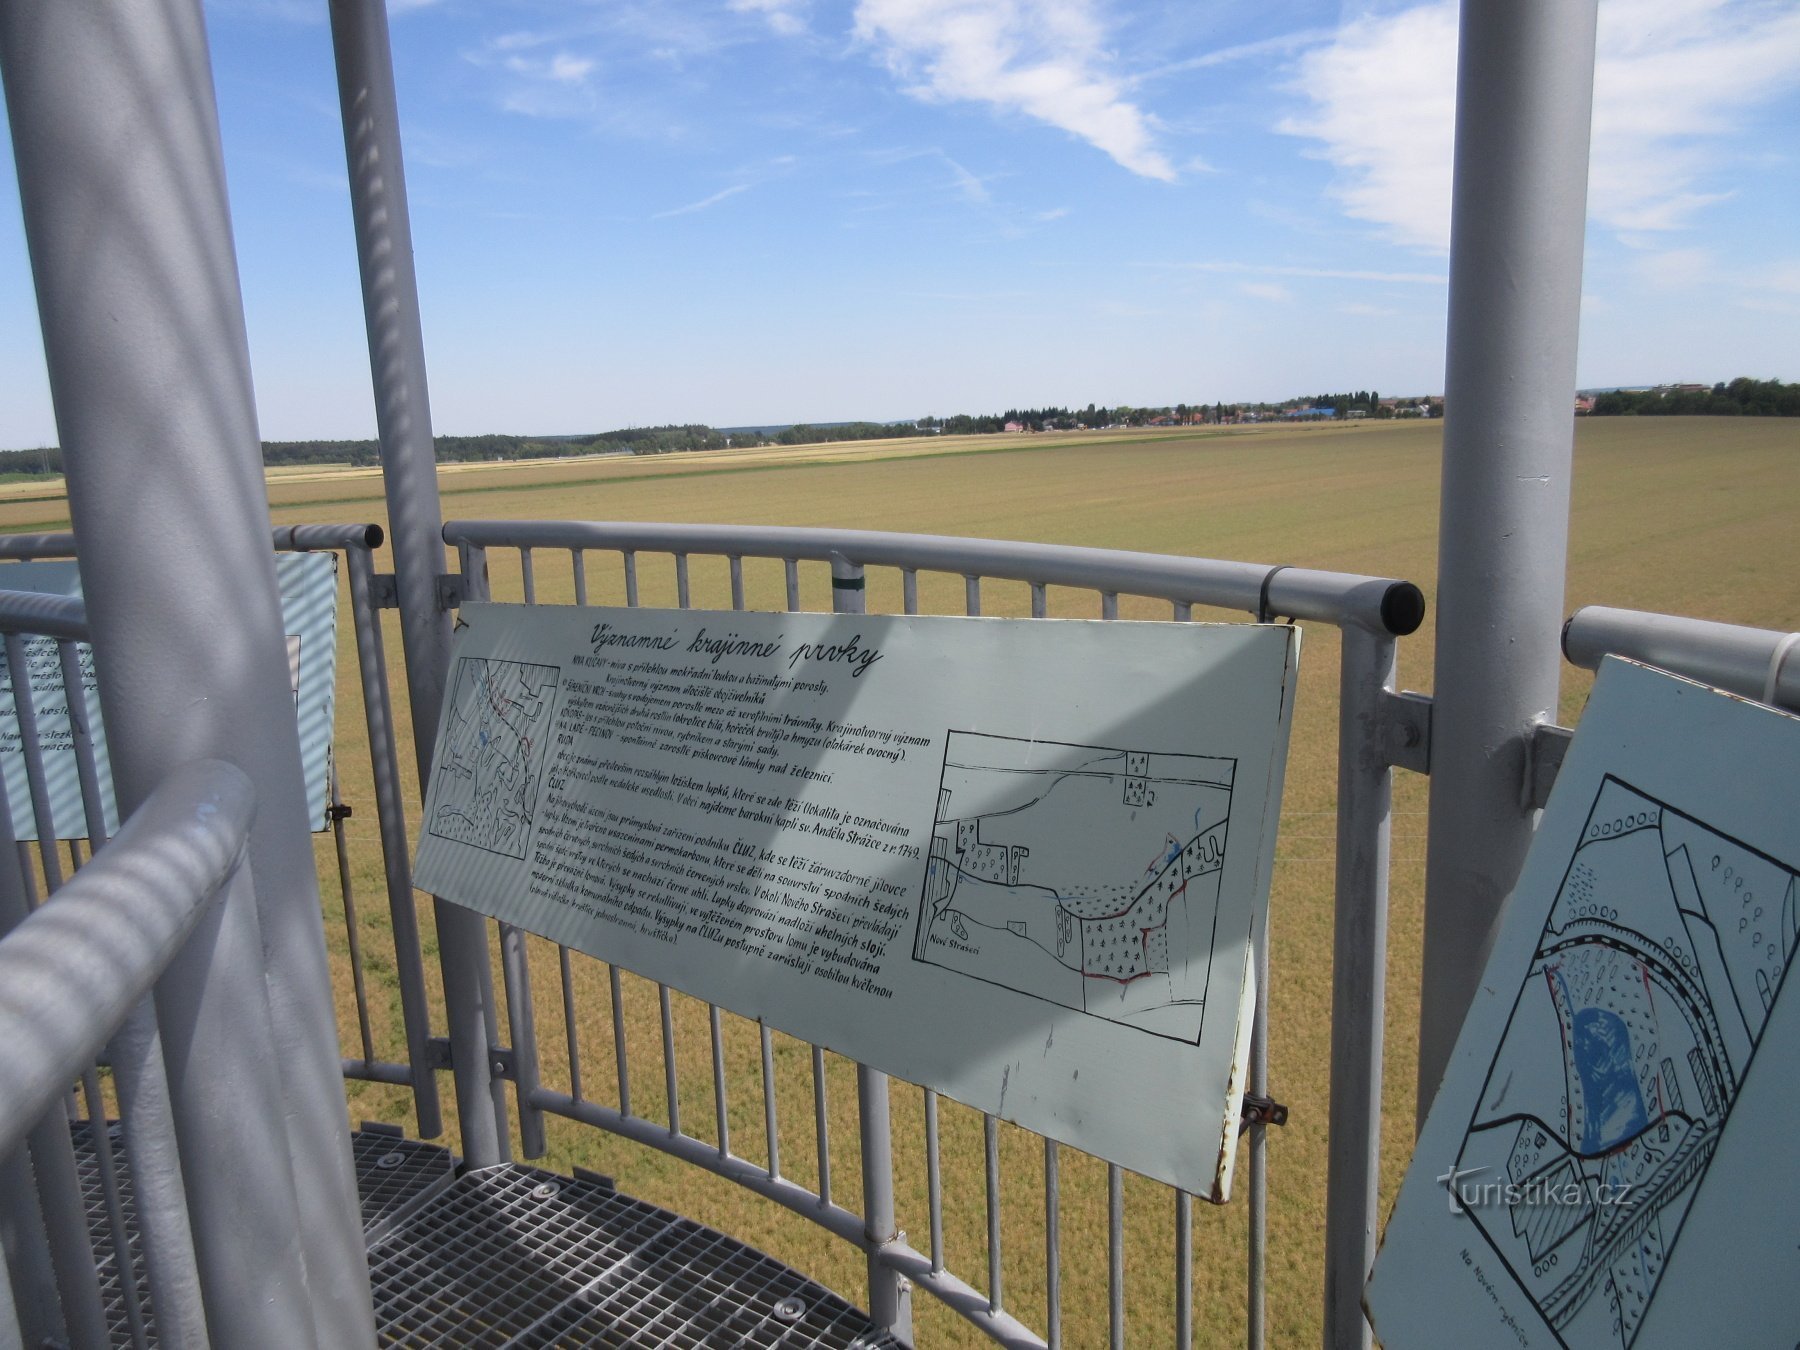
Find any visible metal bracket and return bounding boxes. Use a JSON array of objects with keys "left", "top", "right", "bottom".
[
  {"left": 1239, "top": 1093, "right": 1289, "bottom": 1130},
  {"left": 1379, "top": 689, "right": 1433, "bottom": 775},
  {"left": 424, "top": 1036, "right": 454, "bottom": 1072},
  {"left": 368, "top": 572, "right": 399, "bottom": 609},
  {"left": 326, "top": 802, "right": 353, "bottom": 823},
  {"left": 437, "top": 573, "right": 470, "bottom": 611},
  {"left": 1524, "top": 722, "right": 1575, "bottom": 810}
]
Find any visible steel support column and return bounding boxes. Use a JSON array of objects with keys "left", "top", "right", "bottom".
[
  {"left": 1420, "top": 0, "right": 1599, "bottom": 1113},
  {"left": 328, "top": 0, "right": 509, "bottom": 1165},
  {"left": 0, "top": 2, "right": 375, "bottom": 1343}
]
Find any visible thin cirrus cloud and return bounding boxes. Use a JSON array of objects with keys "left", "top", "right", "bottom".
[
  {"left": 852, "top": 0, "right": 1176, "bottom": 181},
  {"left": 1278, "top": 0, "right": 1800, "bottom": 252}
]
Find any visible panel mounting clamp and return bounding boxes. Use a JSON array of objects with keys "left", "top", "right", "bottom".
[
  {"left": 368, "top": 572, "right": 399, "bottom": 609},
  {"left": 437, "top": 573, "right": 470, "bottom": 611},
  {"left": 1523, "top": 721, "right": 1575, "bottom": 811},
  {"left": 1240, "top": 1093, "right": 1289, "bottom": 1130},
  {"left": 1379, "top": 689, "right": 1434, "bottom": 775}
]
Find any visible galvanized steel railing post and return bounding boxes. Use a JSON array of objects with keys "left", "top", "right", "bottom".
[
  {"left": 1421, "top": 0, "right": 1600, "bottom": 1112},
  {"left": 0, "top": 2, "right": 375, "bottom": 1343},
  {"left": 831, "top": 554, "right": 914, "bottom": 1340},
  {"left": 1321, "top": 627, "right": 1398, "bottom": 1349},
  {"left": 329, "top": 0, "right": 509, "bottom": 1167},
  {"left": 344, "top": 543, "right": 444, "bottom": 1137}
]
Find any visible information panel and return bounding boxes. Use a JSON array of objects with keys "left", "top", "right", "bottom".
[
  {"left": 0, "top": 552, "right": 340, "bottom": 838},
  {"left": 1368, "top": 658, "right": 1800, "bottom": 1348},
  {"left": 413, "top": 603, "right": 1298, "bottom": 1198}
]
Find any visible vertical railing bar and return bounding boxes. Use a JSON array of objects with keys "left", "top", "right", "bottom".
[
  {"left": 1173, "top": 600, "right": 1192, "bottom": 622},
  {"left": 24, "top": 1112, "right": 109, "bottom": 1350},
  {"left": 709, "top": 1004, "right": 730, "bottom": 1157},
  {"left": 519, "top": 546, "right": 536, "bottom": 604},
  {"left": 812, "top": 1044, "right": 831, "bottom": 1207},
  {"left": 675, "top": 553, "right": 691, "bottom": 609},
  {"left": 1100, "top": 591, "right": 1118, "bottom": 620},
  {"left": 54, "top": 641, "right": 208, "bottom": 1342},
  {"left": 559, "top": 945, "right": 582, "bottom": 1103},
  {"left": 499, "top": 922, "right": 547, "bottom": 1158},
  {"left": 830, "top": 551, "right": 910, "bottom": 1338},
  {"left": 330, "top": 764, "right": 376, "bottom": 1064},
  {"left": 344, "top": 544, "right": 440, "bottom": 1137},
  {"left": 66, "top": 839, "right": 82, "bottom": 872},
  {"left": 1030, "top": 582, "right": 1047, "bottom": 619},
  {"left": 902, "top": 569, "right": 918, "bottom": 615},
  {"left": 571, "top": 549, "right": 588, "bottom": 605},
  {"left": 1044, "top": 1139, "right": 1062, "bottom": 1350},
  {"left": 659, "top": 983, "right": 681, "bottom": 1137},
  {"left": 57, "top": 640, "right": 106, "bottom": 850},
  {"left": 0, "top": 1140, "right": 62, "bottom": 1350},
  {"left": 1175, "top": 1190, "right": 1193, "bottom": 1349},
  {"left": 985, "top": 1113, "right": 1003, "bottom": 1315},
  {"left": 79, "top": 1078, "right": 148, "bottom": 1349},
  {"left": 730, "top": 556, "right": 745, "bottom": 610},
  {"left": 609, "top": 966, "right": 632, "bottom": 1117},
  {"left": 760, "top": 1024, "right": 780, "bottom": 1179},
  {"left": 4, "top": 632, "right": 64, "bottom": 889},
  {"left": 1249, "top": 912, "right": 1271, "bottom": 1350},
  {"left": 784, "top": 559, "right": 800, "bottom": 612},
  {"left": 925, "top": 1089, "right": 944, "bottom": 1272},
  {"left": 1108, "top": 1163, "right": 1125, "bottom": 1350},
  {"left": 1323, "top": 627, "right": 1398, "bottom": 1350},
  {"left": 13, "top": 844, "right": 37, "bottom": 911},
  {"left": 623, "top": 552, "right": 639, "bottom": 607},
  {"left": 963, "top": 574, "right": 981, "bottom": 616}
]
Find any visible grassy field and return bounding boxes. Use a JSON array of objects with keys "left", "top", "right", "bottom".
[{"left": 16, "top": 417, "right": 1795, "bottom": 1346}]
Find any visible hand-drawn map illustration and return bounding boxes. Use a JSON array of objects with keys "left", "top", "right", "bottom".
[
  {"left": 914, "top": 731, "right": 1237, "bottom": 1043},
  {"left": 1454, "top": 775, "right": 1799, "bottom": 1349},
  {"left": 427, "top": 656, "right": 560, "bottom": 859}
]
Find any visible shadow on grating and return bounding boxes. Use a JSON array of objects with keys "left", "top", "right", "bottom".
[
  {"left": 366, "top": 1164, "right": 902, "bottom": 1349},
  {"left": 354, "top": 1121, "right": 461, "bottom": 1243},
  {"left": 71, "top": 1125, "right": 898, "bottom": 1348}
]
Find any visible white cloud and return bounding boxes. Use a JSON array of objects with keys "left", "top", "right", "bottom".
[
  {"left": 1633, "top": 246, "right": 1715, "bottom": 289},
  {"left": 731, "top": 0, "right": 809, "bottom": 38},
  {"left": 1275, "top": 3, "right": 1457, "bottom": 250},
  {"left": 1279, "top": 0, "right": 1800, "bottom": 250},
  {"left": 1240, "top": 282, "right": 1293, "bottom": 303},
  {"left": 853, "top": 0, "right": 1175, "bottom": 181},
  {"left": 653, "top": 183, "right": 753, "bottom": 219}
]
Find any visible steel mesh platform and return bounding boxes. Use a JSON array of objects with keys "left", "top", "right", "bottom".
[
  {"left": 68, "top": 1124, "right": 898, "bottom": 1348},
  {"left": 367, "top": 1163, "right": 901, "bottom": 1349}
]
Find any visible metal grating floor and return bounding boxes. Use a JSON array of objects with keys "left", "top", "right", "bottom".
[{"left": 68, "top": 1123, "right": 899, "bottom": 1348}]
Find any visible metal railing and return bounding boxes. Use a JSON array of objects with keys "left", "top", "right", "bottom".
[
  {"left": 0, "top": 747, "right": 264, "bottom": 1350},
  {"left": 0, "top": 526, "right": 444, "bottom": 1140},
  {"left": 444, "top": 517, "right": 1428, "bottom": 1348}
]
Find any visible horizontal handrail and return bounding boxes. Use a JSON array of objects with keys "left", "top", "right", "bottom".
[
  {"left": 443, "top": 519, "right": 1426, "bottom": 635},
  {"left": 0, "top": 759, "right": 255, "bottom": 1159},
  {"left": 1564, "top": 606, "right": 1800, "bottom": 710},
  {"left": 0, "top": 589, "right": 86, "bottom": 640},
  {"left": 0, "top": 522, "right": 383, "bottom": 561}
]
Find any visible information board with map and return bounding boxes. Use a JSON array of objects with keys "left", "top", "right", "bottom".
[
  {"left": 412, "top": 603, "right": 1298, "bottom": 1198},
  {"left": 1367, "top": 657, "right": 1800, "bottom": 1348}
]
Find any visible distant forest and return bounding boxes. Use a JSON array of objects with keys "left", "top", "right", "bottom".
[
  {"left": 0, "top": 378, "right": 1791, "bottom": 475},
  {"left": 1584, "top": 377, "right": 1799, "bottom": 418}
]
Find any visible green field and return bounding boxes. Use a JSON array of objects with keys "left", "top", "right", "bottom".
[{"left": 16, "top": 417, "right": 1794, "bottom": 1346}]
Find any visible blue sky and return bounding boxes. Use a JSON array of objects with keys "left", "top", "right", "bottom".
[{"left": 2, "top": 0, "right": 1797, "bottom": 444}]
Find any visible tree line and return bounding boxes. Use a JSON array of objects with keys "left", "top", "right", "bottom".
[
  {"left": 1585, "top": 378, "right": 1798, "bottom": 418},
  {"left": 0, "top": 377, "right": 1788, "bottom": 475}
]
